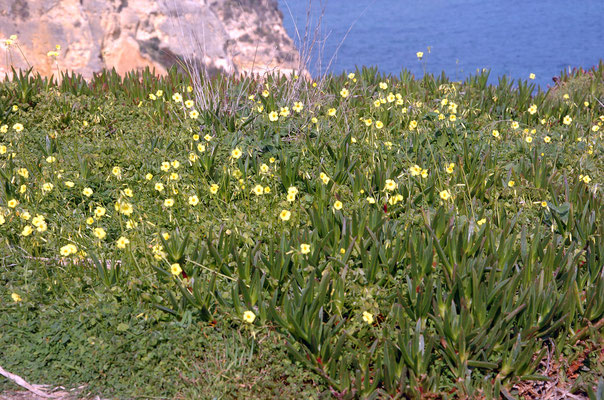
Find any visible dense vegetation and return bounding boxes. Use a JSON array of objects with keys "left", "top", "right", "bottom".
[{"left": 1, "top": 63, "right": 603, "bottom": 399}]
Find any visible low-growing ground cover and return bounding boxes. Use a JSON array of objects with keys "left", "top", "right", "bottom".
[{"left": 1, "top": 64, "right": 603, "bottom": 399}]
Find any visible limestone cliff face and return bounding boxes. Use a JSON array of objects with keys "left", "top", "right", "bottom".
[{"left": 0, "top": 0, "right": 301, "bottom": 78}]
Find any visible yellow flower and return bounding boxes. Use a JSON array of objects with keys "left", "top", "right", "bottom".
[
  {"left": 36, "top": 221, "right": 47, "bottom": 232},
  {"left": 409, "top": 120, "right": 418, "bottom": 130},
  {"left": 492, "top": 129, "right": 500, "bottom": 138},
  {"left": 449, "top": 114, "right": 457, "bottom": 122},
  {"left": 446, "top": 163, "right": 455, "bottom": 174},
  {"left": 231, "top": 148, "right": 242, "bottom": 159},
  {"left": 189, "top": 110, "right": 199, "bottom": 119},
  {"left": 540, "top": 201, "right": 548, "bottom": 208},
  {"left": 210, "top": 184, "right": 219, "bottom": 194},
  {"left": 170, "top": 263, "right": 182, "bottom": 276},
  {"left": 379, "top": 82, "right": 388, "bottom": 90},
  {"left": 19, "top": 185, "right": 26, "bottom": 194},
  {"left": 116, "top": 236, "right": 130, "bottom": 249},
  {"left": 184, "top": 100, "right": 194, "bottom": 108},
  {"left": 260, "top": 163, "right": 269, "bottom": 173},
  {"left": 94, "top": 206, "right": 106, "bottom": 218},
  {"left": 333, "top": 200, "right": 343, "bottom": 211},
  {"left": 149, "top": 93, "right": 157, "bottom": 100},
  {"left": 164, "top": 198, "right": 175, "bottom": 207},
  {"left": 279, "top": 210, "right": 291, "bottom": 221},
  {"left": 528, "top": 104, "right": 537, "bottom": 115},
  {"left": 11, "top": 293, "right": 22, "bottom": 302},
  {"left": 279, "top": 107, "right": 290, "bottom": 117},
  {"left": 32, "top": 215, "right": 45, "bottom": 227},
  {"left": 340, "top": 88, "right": 349, "bottom": 98},
  {"left": 0, "top": 215, "right": 4, "bottom": 225},
  {"left": 64, "top": 181, "right": 74, "bottom": 187},
  {"left": 16, "top": 168, "right": 28, "bottom": 178},
  {"left": 362, "top": 311, "right": 374, "bottom": 325},
  {"left": 262, "top": 90, "right": 270, "bottom": 98},
  {"left": 268, "top": 111, "right": 279, "bottom": 121},
  {"left": 508, "top": 180, "right": 515, "bottom": 188},
  {"left": 421, "top": 169, "right": 428, "bottom": 179},
  {"left": 328, "top": 108, "right": 336, "bottom": 117},
  {"left": 172, "top": 93, "right": 182, "bottom": 102},
  {"left": 384, "top": 179, "right": 397, "bottom": 191},
  {"left": 123, "top": 188, "right": 133, "bottom": 197},
  {"left": 311, "top": 117, "right": 318, "bottom": 124},
  {"left": 0, "top": 144, "right": 6, "bottom": 152},
  {"left": 348, "top": 73, "right": 355, "bottom": 79},
  {"left": 511, "top": 121, "right": 519, "bottom": 130},
  {"left": 319, "top": 172, "right": 330, "bottom": 185},
  {"left": 154, "top": 182, "right": 165, "bottom": 192},
  {"left": 8, "top": 199, "right": 18, "bottom": 208},
  {"left": 42, "top": 183, "right": 54, "bottom": 192},
  {"left": 366, "top": 197, "right": 376, "bottom": 204},
  {"left": 477, "top": 218, "right": 487, "bottom": 226},
  {"left": 93, "top": 227, "right": 106, "bottom": 240},
  {"left": 197, "top": 143, "right": 206, "bottom": 153},
  {"left": 264, "top": 186, "right": 271, "bottom": 194},
  {"left": 409, "top": 165, "right": 422, "bottom": 177},
  {"left": 119, "top": 202, "right": 133, "bottom": 216},
  {"left": 112, "top": 166, "right": 122, "bottom": 177},
  {"left": 81, "top": 187, "right": 93, "bottom": 198},
  {"left": 525, "top": 136, "right": 533, "bottom": 143},
  {"left": 204, "top": 134, "right": 213, "bottom": 142},
  {"left": 387, "top": 93, "right": 395, "bottom": 103},
  {"left": 169, "top": 172, "right": 179, "bottom": 181},
  {"left": 592, "top": 125, "right": 600, "bottom": 132},
  {"left": 292, "top": 102, "right": 303, "bottom": 112},
  {"left": 21, "top": 225, "right": 33, "bottom": 236},
  {"left": 155, "top": 90, "right": 163, "bottom": 97},
  {"left": 563, "top": 115, "right": 572, "bottom": 125},
  {"left": 243, "top": 310, "right": 256, "bottom": 323},
  {"left": 375, "top": 120, "right": 384, "bottom": 129},
  {"left": 13, "top": 123, "right": 24, "bottom": 132},
  {"left": 86, "top": 217, "right": 94, "bottom": 225},
  {"left": 582, "top": 175, "right": 591, "bottom": 184},
  {"left": 364, "top": 118, "right": 373, "bottom": 126},
  {"left": 416, "top": 51, "right": 424, "bottom": 60},
  {"left": 439, "top": 190, "right": 451, "bottom": 201},
  {"left": 60, "top": 244, "right": 77, "bottom": 256},
  {"left": 252, "top": 184, "right": 264, "bottom": 196},
  {"left": 529, "top": 73, "right": 536, "bottom": 80},
  {"left": 287, "top": 192, "right": 296, "bottom": 202},
  {"left": 188, "top": 195, "right": 199, "bottom": 206},
  {"left": 300, "top": 243, "right": 311, "bottom": 255}
]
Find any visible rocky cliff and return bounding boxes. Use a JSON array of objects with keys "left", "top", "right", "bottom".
[{"left": 0, "top": 0, "right": 302, "bottom": 78}]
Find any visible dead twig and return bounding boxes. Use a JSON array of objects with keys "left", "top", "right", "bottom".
[{"left": 0, "top": 366, "right": 58, "bottom": 398}]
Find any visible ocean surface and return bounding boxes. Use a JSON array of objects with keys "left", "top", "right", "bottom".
[{"left": 277, "top": 0, "right": 604, "bottom": 88}]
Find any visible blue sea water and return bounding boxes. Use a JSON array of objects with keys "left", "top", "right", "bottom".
[{"left": 277, "top": 0, "right": 604, "bottom": 88}]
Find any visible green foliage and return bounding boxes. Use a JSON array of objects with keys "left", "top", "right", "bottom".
[{"left": 0, "top": 63, "right": 603, "bottom": 398}]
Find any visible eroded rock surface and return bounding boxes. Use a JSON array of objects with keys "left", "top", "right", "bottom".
[{"left": 0, "top": 0, "right": 301, "bottom": 78}]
